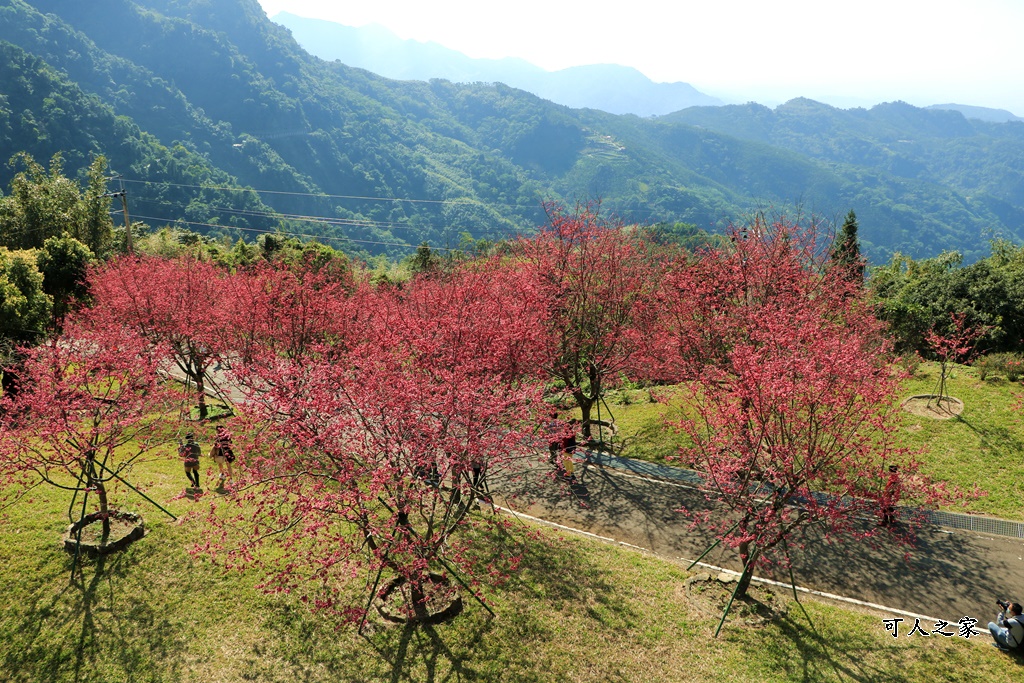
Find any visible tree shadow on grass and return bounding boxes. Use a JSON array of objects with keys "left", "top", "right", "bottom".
[
  {"left": 376, "top": 526, "right": 633, "bottom": 681},
  {"left": 261, "top": 521, "right": 632, "bottom": 682},
  {"left": 758, "top": 610, "right": 906, "bottom": 683},
  {"left": 0, "top": 547, "right": 189, "bottom": 683},
  {"left": 366, "top": 620, "right": 493, "bottom": 683},
  {"left": 955, "top": 414, "right": 1024, "bottom": 458},
  {"left": 751, "top": 607, "right": 1024, "bottom": 682}
]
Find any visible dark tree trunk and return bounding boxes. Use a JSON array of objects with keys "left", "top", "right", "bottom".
[
  {"left": 736, "top": 540, "right": 759, "bottom": 600},
  {"left": 196, "top": 371, "right": 208, "bottom": 420},
  {"left": 97, "top": 481, "right": 110, "bottom": 544},
  {"left": 409, "top": 576, "right": 430, "bottom": 622},
  {"left": 577, "top": 393, "right": 595, "bottom": 439}
]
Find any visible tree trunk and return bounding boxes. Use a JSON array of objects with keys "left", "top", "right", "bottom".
[
  {"left": 0, "top": 362, "right": 21, "bottom": 400},
  {"left": 736, "top": 540, "right": 758, "bottom": 600},
  {"left": 84, "top": 452, "right": 111, "bottom": 544},
  {"left": 196, "top": 370, "right": 208, "bottom": 420},
  {"left": 409, "top": 575, "right": 431, "bottom": 622},
  {"left": 578, "top": 393, "right": 594, "bottom": 439},
  {"left": 97, "top": 481, "right": 110, "bottom": 545}
]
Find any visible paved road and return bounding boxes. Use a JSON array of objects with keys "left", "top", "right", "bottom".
[{"left": 494, "top": 454, "right": 1024, "bottom": 628}]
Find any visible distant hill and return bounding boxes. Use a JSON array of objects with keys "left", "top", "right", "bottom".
[
  {"left": 270, "top": 12, "right": 722, "bottom": 117},
  {"left": 1, "top": 0, "right": 1023, "bottom": 264},
  {"left": 926, "top": 104, "right": 1024, "bottom": 124},
  {"left": 665, "top": 98, "right": 1024, "bottom": 258}
]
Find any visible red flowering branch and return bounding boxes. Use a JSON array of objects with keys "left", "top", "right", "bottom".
[
  {"left": 205, "top": 266, "right": 544, "bottom": 625},
  {"left": 516, "top": 201, "right": 662, "bottom": 441},
  {"left": 924, "top": 312, "right": 988, "bottom": 408},
  {"left": 87, "top": 255, "right": 228, "bottom": 419},
  {"left": 0, "top": 318, "right": 176, "bottom": 543}
]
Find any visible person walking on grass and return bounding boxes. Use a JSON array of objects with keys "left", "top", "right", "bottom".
[
  {"left": 180, "top": 432, "right": 202, "bottom": 490},
  {"left": 211, "top": 425, "right": 235, "bottom": 490}
]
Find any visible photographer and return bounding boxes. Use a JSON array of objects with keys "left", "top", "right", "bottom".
[{"left": 989, "top": 600, "right": 1024, "bottom": 650}]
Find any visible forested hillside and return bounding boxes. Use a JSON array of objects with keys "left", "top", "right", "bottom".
[{"left": 1, "top": 0, "right": 1022, "bottom": 261}]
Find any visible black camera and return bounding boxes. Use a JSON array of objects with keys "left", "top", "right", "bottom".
[{"left": 998, "top": 599, "right": 1010, "bottom": 609}]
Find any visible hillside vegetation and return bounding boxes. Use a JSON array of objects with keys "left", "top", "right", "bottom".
[{"left": 0, "top": 0, "right": 1022, "bottom": 261}]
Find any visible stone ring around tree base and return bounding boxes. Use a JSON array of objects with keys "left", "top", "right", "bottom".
[
  {"left": 375, "top": 572, "right": 465, "bottom": 625},
  {"left": 63, "top": 510, "right": 146, "bottom": 556}
]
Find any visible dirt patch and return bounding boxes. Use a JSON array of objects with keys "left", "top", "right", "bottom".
[
  {"left": 681, "top": 573, "right": 788, "bottom": 628},
  {"left": 901, "top": 395, "right": 964, "bottom": 420}
]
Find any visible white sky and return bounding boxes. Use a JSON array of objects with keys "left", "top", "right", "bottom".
[{"left": 256, "top": 0, "right": 1024, "bottom": 115}]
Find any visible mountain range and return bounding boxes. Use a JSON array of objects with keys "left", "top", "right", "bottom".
[
  {"left": 271, "top": 12, "right": 723, "bottom": 118},
  {"left": 0, "top": 0, "right": 1022, "bottom": 264}
]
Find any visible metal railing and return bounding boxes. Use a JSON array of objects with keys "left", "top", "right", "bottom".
[{"left": 582, "top": 451, "right": 1024, "bottom": 539}]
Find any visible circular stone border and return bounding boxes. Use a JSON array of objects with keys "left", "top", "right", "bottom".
[
  {"left": 901, "top": 394, "right": 964, "bottom": 420},
  {"left": 63, "top": 510, "right": 146, "bottom": 556},
  {"left": 375, "top": 572, "right": 464, "bottom": 625}
]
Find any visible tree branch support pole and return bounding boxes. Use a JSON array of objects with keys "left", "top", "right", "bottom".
[
  {"left": 782, "top": 537, "right": 818, "bottom": 636},
  {"left": 714, "top": 571, "right": 745, "bottom": 638},
  {"left": 436, "top": 556, "right": 495, "bottom": 618},
  {"left": 687, "top": 519, "right": 741, "bottom": 571},
  {"left": 358, "top": 565, "right": 386, "bottom": 635},
  {"left": 97, "top": 461, "right": 177, "bottom": 521}
]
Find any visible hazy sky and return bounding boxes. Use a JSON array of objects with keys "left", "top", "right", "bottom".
[{"left": 256, "top": 0, "right": 1024, "bottom": 115}]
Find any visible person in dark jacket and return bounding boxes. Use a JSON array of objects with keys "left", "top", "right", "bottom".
[{"left": 180, "top": 432, "right": 201, "bottom": 489}]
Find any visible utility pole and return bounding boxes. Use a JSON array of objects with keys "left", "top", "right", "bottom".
[{"left": 102, "top": 175, "right": 133, "bottom": 254}]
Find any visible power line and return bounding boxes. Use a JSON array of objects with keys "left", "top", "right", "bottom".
[
  {"left": 130, "top": 198, "right": 428, "bottom": 234},
  {"left": 119, "top": 177, "right": 546, "bottom": 210},
  {"left": 125, "top": 213, "right": 467, "bottom": 252},
  {"left": 117, "top": 177, "right": 683, "bottom": 225}
]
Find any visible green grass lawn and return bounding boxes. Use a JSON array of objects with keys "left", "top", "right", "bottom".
[
  {"left": 898, "top": 361, "right": 1024, "bottom": 519},
  {"left": 579, "top": 362, "right": 1024, "bottom": 520},
  {"left": 1, "top": 439, "right": 1016, "bottom": 682},
  {"left": 577, "top": 387, "right": 690, "bottom": 465}
]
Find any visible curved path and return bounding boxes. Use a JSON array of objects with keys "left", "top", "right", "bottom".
[{"left": 494, "top": 454, "right": 1024, "bottom": 630}]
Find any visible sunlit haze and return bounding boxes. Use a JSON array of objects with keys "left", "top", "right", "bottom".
[{"left": 256, "top": 0, "right": 1024, "bottom": 116}]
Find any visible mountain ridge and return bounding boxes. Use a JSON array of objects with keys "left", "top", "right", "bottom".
[
  {"left": 270, "top": 12, "right": 723, "bottom": 117},
  {"left": 0, "top": 0, "right": 1022, "bottom": 264}
]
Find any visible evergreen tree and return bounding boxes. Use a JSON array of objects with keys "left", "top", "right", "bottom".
[
  {"left": 408, "top": 242, "right": 439, "bottom": 275},
  {"left": 0, "top": 153, "right": 114, "bottom": 255},
  {"left": 36, "top": 235, "right": 93, "bottom": 330},
  {"left": 831, "top": 210, "right": 864, "bottom": 284}
]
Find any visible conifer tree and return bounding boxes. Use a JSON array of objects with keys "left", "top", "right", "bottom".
[{"left": 831, "top": 209, "right": 864, "bottom": 284}]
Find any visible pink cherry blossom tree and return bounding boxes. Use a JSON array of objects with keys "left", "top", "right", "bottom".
[
  {"left": 652, "top": 217, "right": 952, "bottom": 611},
  {"left": 0, "top": 318, "right": 176, "bottom": 548},
  {"left": 87, "top": 255, "right": 228, "bottom": 419},
  {"left": 206, "top": 265, "right": 544, "bottom": 625},
  {"left": 516, "top": 202, "right": 662, "bottom": 441},
  {"left": 924, "top": 311, "right": 988, "bottom": 410}
]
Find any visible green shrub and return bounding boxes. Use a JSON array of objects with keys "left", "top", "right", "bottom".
[
  {"left": 976, "top": 352, "right": 1024, "bottom": 382},
  {"left": 975, "top": 355, "right": 992, "bottom": 380},
  {"left": 895, "top": 352, "right": 922, "bottom": 377}
]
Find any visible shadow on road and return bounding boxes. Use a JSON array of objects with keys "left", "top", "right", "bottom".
[{"left": 494, "top": 452, "right": 1024, "bottom": 624}]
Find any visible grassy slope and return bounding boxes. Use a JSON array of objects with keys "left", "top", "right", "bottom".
[
  {"left": 580, "top": 362, "right": 1024, "bottom": 520},
  {"left": 0, "top": 439, "right": 1014, "bottom": 682},
  {"left": 898, "top": 362, "right": 1024, "bottom": 518}
]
